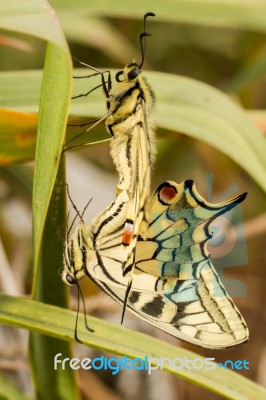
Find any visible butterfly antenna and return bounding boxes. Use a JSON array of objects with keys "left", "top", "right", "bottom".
[
  {"left": 67, "top": 212, "right": 79, "bottom": 236},
  {"left": 139, "top": 12, "right": 155, "bottom": 69},
  {"left": 77, "top": 281, "right": 94, "bottom": 333},
  {"left": 66, "top": 183, "right": 84, "bottom": 222},
  {"left": 74, "top": 282, "right": 95, "bottom": 343},
  {"left": 74, "top": 284, "right": 83, "bottom": 344},
  {"left": 66, "top": 184, "right": 82, "bottom": 234},
  {"left": 66, "top": 209, "right": 72, "bottom": 240},
  {"left": 67, "top": 196, "right": 92, "bottom": 236},
  {"left": 81, "top": 198, "right": 93, "bottom": 219}
]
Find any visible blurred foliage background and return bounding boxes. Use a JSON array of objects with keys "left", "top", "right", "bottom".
[{"left": 0, "top": 1, "right": 266, "bottom": 400}]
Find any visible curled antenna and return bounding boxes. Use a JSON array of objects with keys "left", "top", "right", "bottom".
[{"left": 139, "top": 12, "right": 155, "bottom": 69}]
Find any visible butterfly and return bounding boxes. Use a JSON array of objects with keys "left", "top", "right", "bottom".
[
  {"left": 61, "top": 180, "right": 249, "bottom": 349},
  {"left": 67, "top": 13, "right": 156, "bottom": 313},
  {"left": 107, "top": 55, "right": 156, "bottom": 247},
  {"left": 70, "top": 12, "right": 156, "bottom": 249}
]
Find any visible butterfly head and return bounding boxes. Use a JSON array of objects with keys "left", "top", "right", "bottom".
[
  {"left": 115, "top": 12, "right": 155, "bottom": 84},
  {"left": 60, "top": 225, "right": 87, "bottom": 286},
  {"left": 115, "top": 62, "right": 141, "bottom": 84}
]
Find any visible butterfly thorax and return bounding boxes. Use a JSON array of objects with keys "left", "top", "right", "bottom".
[
  {"left": 106, "top": 62, "right": 156, "bottom": 168},
  {"left": 106, "top": 62, "right": 155, "bottom": 118}
]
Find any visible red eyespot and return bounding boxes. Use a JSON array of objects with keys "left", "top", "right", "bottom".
[{"left": 159, "top": 184, "right": 177, "bottom": 204}]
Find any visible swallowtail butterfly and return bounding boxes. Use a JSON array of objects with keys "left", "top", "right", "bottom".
[{"left": 67, "top": 13, "right": 156, "bottom": 314}]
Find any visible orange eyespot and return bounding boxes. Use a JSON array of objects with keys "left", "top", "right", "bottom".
[{"left": 122, "top": 221, "right": 133, "bottom": 246}]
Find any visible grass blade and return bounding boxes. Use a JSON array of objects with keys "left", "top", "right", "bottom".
[{"left": 0, "top": 293, "right": 266, "bottom": 400}]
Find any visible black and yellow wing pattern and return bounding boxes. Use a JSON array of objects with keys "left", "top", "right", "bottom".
[{"left": 69, "top": 180, "right": 248, "bottom": 349}]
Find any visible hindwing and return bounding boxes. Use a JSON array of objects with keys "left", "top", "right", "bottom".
[{"left": 86, "top": 180, "right": 249, "bottom": 349}]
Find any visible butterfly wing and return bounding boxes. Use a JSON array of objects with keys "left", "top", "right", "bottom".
[{"left": 87, "top": 180, "right": 249, "bottom": 349}]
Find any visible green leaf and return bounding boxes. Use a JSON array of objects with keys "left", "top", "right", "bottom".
[
  {"left": 51, "top": 0, "right": 266, "bottom": 33},
  {"left": 61, "top": 16, "right": 137, "bottom": 65},
  {"left": 1, "top": 293, "right": 266, "bottom": 400},
  {"left": 0, "top": 0, "right": 72, "bottom": 282},
  {"left": 32, "top": 43, "right": 71, "bottom": 289},
  {"left": 0, "top": 110, "right": 37, "bottom": 165},
  {"left": 153, "top": 73, "right": 266, "bottom": 192},
  {"left": 0, "top": 1, "right": 77, "bottom": 399},
  {"left": 0, "top": 0, "right": 67, "bottom": 48},
  {"left": 1, "top": 69, "right": 265, "bottom": 192},
  {"left": 224, "top": 45, "right": 266, "bottom": 92},
  {"left": 0, "top": 70, "right": 42, "bottom": 113},
  {"left": 69, "top": 70, "right": 266, "bottom": 194},
  {"left": 30, "top": 158, "right": 80, "bottom": 400},
  {"left": 29, "top": 20, "right": 78, "bottom": 400}
]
